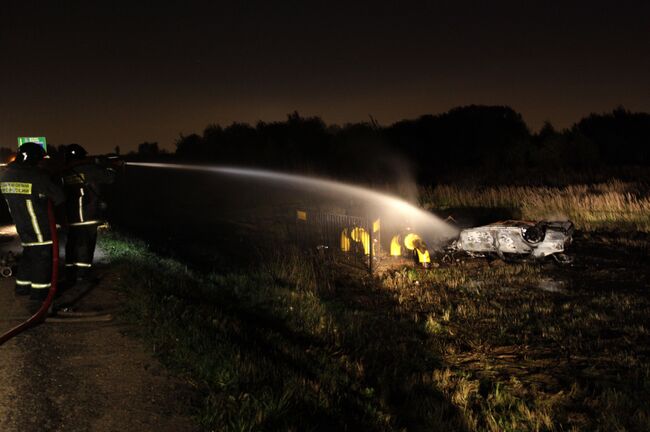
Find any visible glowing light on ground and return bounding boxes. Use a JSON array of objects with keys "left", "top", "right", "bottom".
[{"left": 0, "top": 225, "right": 18, "bottom": 236}]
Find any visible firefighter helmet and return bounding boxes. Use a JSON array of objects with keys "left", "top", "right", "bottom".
[
  {"left": 65, "top": 144, "right": 88, "bottom": 161},
  {"left": 16, "top": 142, "right": 46, "bottom": 165}
]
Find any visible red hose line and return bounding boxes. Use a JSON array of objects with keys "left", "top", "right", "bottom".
[{"left": 0, "top": 200, "right": 58, "bottom": 346}]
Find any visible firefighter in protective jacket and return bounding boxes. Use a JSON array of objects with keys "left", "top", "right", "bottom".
[
  {"left": 0, "top": 142, "right": 65, "bottom": 300},
  {"left": 62, "top": 144, "right": 115, "bottom": 283}
]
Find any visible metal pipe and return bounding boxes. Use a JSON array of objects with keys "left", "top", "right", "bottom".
[{"left": 0, "top": 200, "right": 59, "bottom": 346}]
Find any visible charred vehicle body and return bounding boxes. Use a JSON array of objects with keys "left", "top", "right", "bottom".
[{"left": 451, "top": 220, "right": 574, "bottom": 262}]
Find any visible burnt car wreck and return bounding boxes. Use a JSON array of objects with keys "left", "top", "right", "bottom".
[{"left": 451, "top": 220, "right": 574, "bottom": 262}]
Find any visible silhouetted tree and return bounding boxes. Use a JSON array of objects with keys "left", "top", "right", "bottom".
[
  {"left": 176, "top": 134, "right": 204, "bottom": 160},
  {"left": 169, "top": 106, "right": 650, "bottom": 185},
  {"left": 574, "top": 107, "right": 650, "bottom": 165},
  {"left": 386, "top": 105, "right": 531, "bottom": 183},
  {"left": 138, "top": 142, "right": 160, "bottom": 156},
  {"left": 531, "top": 121, "right": 566, "bottom": 168}
]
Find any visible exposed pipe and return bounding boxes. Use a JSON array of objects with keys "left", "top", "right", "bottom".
[{"left": 0, "top": 200, "right": 58, "bottom": 346}]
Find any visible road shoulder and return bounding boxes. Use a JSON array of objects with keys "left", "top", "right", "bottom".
[{"left": 0, "top": 267, "right": 199, "bottom": 432}]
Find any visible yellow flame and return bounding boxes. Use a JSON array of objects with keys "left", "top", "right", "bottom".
[
  {"left": 340, "top": 228, "right": 351, "bottom": 252},
  {"left": 390, "top": 235, "right": 402, "bottom": 256},
  {"left": 403, "top": 233, "right": 422, "bottom": 250},
  {"left": 350, "top": 227, "right": 370, "bottom": 255},
  {"left": 416, "top": 248, "right": 431, "bottom": 264}
]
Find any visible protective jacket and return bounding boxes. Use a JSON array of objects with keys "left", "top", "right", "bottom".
[
  {"left": 62, "top": 162, "right": 115, "bottom": 226},
  {"left": 0, "top": 162, "right": 65, "bottom": 246},
  {"left": 1, "top": 161, "right": 64, "bottom": 295}
]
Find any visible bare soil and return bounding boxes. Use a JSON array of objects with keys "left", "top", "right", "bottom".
[{"left": 0, "top": 267, "right": 199, "bottom": 432}]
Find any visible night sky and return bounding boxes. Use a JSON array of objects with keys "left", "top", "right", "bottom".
[{"left": 1, "top": 0, "right": 648, "bottom": 154}]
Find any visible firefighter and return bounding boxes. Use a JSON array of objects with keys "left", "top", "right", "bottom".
[
  {"left": 0, "top": 142, "right": 65, "bottom": 301},
  {"left": 62, "top": 144, "right": 115, "bottom": 284}
]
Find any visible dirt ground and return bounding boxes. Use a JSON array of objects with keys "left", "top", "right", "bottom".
[{"left": 0, "top": 264, "right": 199, "bottom": 432}]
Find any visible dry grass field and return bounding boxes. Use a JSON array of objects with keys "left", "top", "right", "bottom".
[
  {"left": 102, "top": 223, "right": 650, "bottom": 431},
  {"left": 421, "top": 181, "right": 650, "bottom": 232}
]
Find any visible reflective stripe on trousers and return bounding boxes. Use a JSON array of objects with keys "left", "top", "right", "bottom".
[
  {"left": 22, "top": 240, "right": 53, "bottom": 247},
  {"left": 78, "top": 187, "right": 85, "bottom": 222},
  {"left": 69, "top": 220, "right": 101, "bottom": 226},
  {"left": 25, "top": 199, "right": 44, "bottom": 242}
]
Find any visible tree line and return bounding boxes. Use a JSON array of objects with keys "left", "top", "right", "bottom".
[
  {"left": 5, "top": 105, "right": 648, "bottom": 186},
  {"left": 167, "top": 106, "right": 650, "bottom": 185}
]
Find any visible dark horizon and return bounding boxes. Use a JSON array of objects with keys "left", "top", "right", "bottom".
[
  {"left": 2, "top": 0, "right": 648, "bottom": 153},
  {"left": 1, "top": 104, "right": 646, "bottom": 155}
]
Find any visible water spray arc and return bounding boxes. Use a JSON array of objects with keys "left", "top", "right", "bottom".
[{"left": 125, "top": 162, "right": 458, "bottom": 245}]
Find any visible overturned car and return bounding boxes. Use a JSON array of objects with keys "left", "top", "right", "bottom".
[{"left": 451, "top": 220, "right": 574, "bottom": 262}]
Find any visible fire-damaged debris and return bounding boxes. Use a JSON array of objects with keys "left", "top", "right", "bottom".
[
  {"left": 294, "top": 206, "right": 576, "bottom": 271},
  {"left": 451, "top": 220, "right": 574, "bottom": 262}
]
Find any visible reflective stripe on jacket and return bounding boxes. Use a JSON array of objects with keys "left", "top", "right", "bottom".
[
  {"left": 62, "top": 163, "right": 115, "bottom": 225},
  {"left": 0, "top": 163, "right": 65, "bottom": 245}
]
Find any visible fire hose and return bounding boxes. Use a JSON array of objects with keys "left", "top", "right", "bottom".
[{"left": 0, "top": 200, "right": 58, "bottom": 346}]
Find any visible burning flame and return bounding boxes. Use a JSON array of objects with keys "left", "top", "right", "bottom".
[
  {"left": 403, "top": 233, "right": 422, "bottom": 250},
  {"left": 416, "top": 248, "right": 431, "bottom": 265},
  {"left": 340, "top": 228, "right": 351, "bottom": 252},
  {"left": 390, "top": 235, "right": 402, "bottom": 256},
  {"left": 350, "top": 227, "right": 370, "bottom": 255}
]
